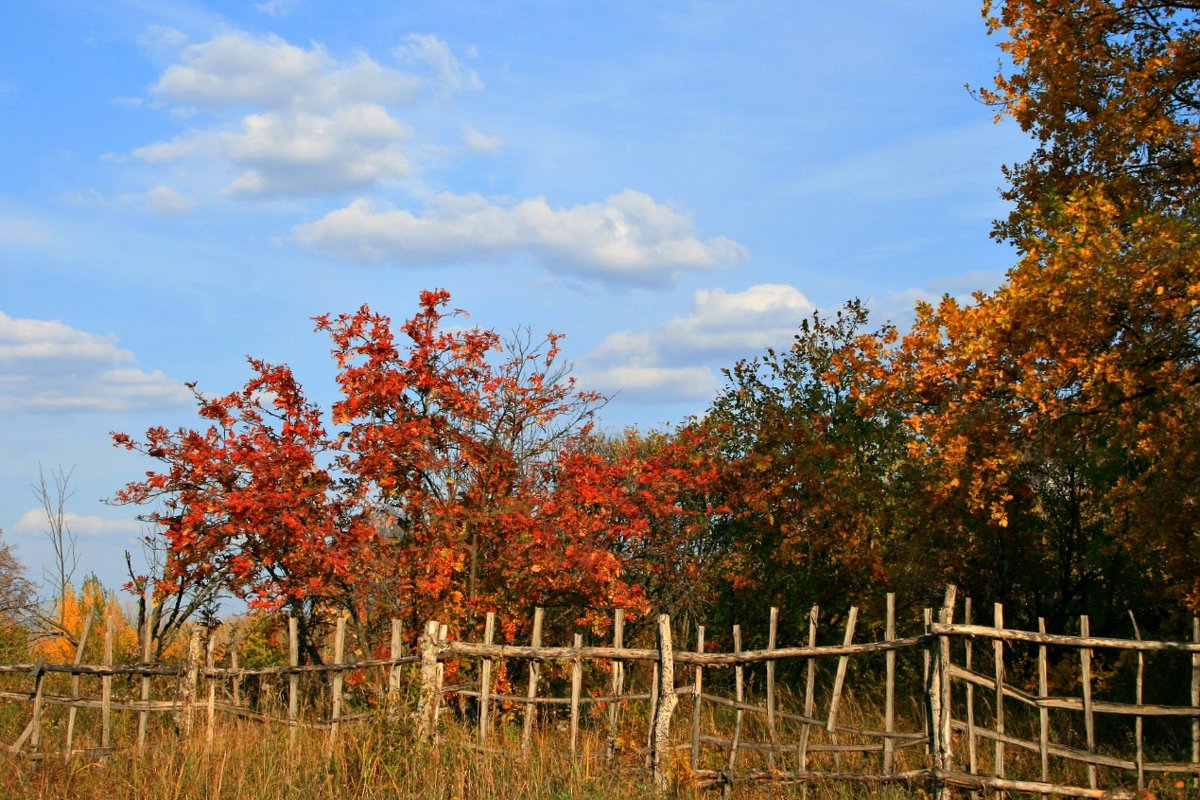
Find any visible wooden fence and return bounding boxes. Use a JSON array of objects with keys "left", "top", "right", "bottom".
[{"left": 2, "top": 586, "right": 1198, "bottom": 799}]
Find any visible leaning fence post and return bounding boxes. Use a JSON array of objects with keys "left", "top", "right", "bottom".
[
  {"left": 417, "top": 620, "right": 442, "bottom": 742},
  {"left": 651, "top": 614, "right": 678, "bottom": 793},
  {"left": 64, "top": 613, "right": 93, "bottom": 760}
]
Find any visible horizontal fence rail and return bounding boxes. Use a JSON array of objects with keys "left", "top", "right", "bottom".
[{"left": 0, "top": 586, "right": 1196, "bottom": 798}]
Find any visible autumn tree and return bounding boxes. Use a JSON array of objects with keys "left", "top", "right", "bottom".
[
  {"left": 857, "top": 2, "right": 1200, "bottom": 627},
  {"left": 116, "top": 290, "right": 679, "bottom": 654},
  {"left": 702, "top": 302, "right": 956, "bottom": 641},
  {"left": 114, "top": 359, "right": 375, "bottom": 661}
]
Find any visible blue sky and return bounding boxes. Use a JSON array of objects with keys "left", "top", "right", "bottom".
[{"left": 0, "top": 1, "right": 1031, "bottom": 596}]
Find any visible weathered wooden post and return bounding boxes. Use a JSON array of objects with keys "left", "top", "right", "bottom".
[
  {"left": 179, "top": 628, "right": 201, "bottom": 739},
  {"left": 387, "top": 619, "right": 404, "bottom": 721},
  {"left": 417, "top": 620, "right": 443, "bottom": 742},
  {"left": 926, "top": 585, "right": 957, "bottom": 800},
  {"left": 651, "top": 614, "right": 678, "bottom": 793}
]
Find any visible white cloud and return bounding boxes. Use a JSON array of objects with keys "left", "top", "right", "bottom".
[
  {"left": 463, "top": 126, "right": 501, "bottom": 153},
  {"left": 12, "top": 509, "right": 140, "bottom": 538},
  {"left": 142, "top": 185, "right": 198, "bottom": 215},
  {"left": 581, "top": 284, "right": 814, "bottom": 403},
  {"left": 132, "top": 30, "right": 479, "bottom": 199},
  {"left": 394, "top": 33, "right": 483, "bottom": 96},
  {"left": 293, "top": 189, "right": 745, "bottom": 284},
  {"left": 137, "top": 104, "right": 411, "bottom": 197},
  {"left": 0, "top": 312, "right": 191, "bottom": 413}
]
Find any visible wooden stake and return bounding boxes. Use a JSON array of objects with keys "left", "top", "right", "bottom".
[
  {"left": 1080, "top": 614, "right": 1096, "bottom": 790},
  {"left": 1192, "top": 616, "right": 1199, "bottom": 789},
  {"left": 993, "top": 603, "right": 1006, "bottom": 799},
  {"left": 570, "top": 632, "right": 583, "bottom": 758},
  {"left": 479, "top": 611, "right": 495, "bottom": 748},
  {"left": 727, "top": 624, "right": 744, "bottom": 771},
  {"left": 691, "top": 625, "right": 705, "bottom": 770},
  {"left": 1038, "top": 617, "right": 1050, "bottom": 796},
  {"left": 965, "top": 598, "right": 978, "bottom": 778},
  {"left": 205, "top": 634, "right": 217, "bottom": 749},
  {"left": 651, "top": 614, "right": 678, "bottom": 793},
  {"left": 1129, "top": 611, "right": 1144, "bottom": 792},
  {"left": 231, "top": 649, "right": 241, "bottom": 708},
  {"left": 136, "top": 611, "right": 153, "bottom": 753},
  {"left": 766, "top": 606, "right": 778, "bottom": 767},
  {"left": 826, "top": 606, "right": 860, "bottom": 732},
  {"left": 64, "top": 613, "right": 93, "bottom": 760},
  {"left": 328, "top": 615, "right": 346, "bottom": 752},
  {"left": 606, "top": 608, "right": 623, "bottom": 761},
  {"left": 522, "top": 607, "right": 544, "bottom": 753},
  {"left": 180, "top": 628, "right": 201, "bottom": 739},
  {"left": 797, "top": 605, "right": 819, "bottom": 773},
  {"left": 288, "top": 616, "right": 299, "bottom": 748},
  {"left": 417, "top": 620, "right": 442, "bottom": 742},
  {"left": 101, "top": 615, "right": 113, "bottom": 750},
  {"left": 883, "top": 592, "right": 896, "bottom": 774},
  {"left": 388, "top": 619, "right": 403, "bottom": 720},
  {"left": 28, "top": 663, "right": 45, "bottom": 754}
]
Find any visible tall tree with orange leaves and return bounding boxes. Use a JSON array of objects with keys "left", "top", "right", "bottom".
[{"left": 864, "top": 2, "right": 1200, "bottom": 627}]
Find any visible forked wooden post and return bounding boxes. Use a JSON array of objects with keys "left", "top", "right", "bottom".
[
  {"left": 417, "top": 619, "right": 442, "bottom": 742},
  {"left": 522, "top": 607, "right": 544, "bottom": 753},
  {"left": 651, "top": 614, "right": 678, "bottom": 793},
  {"left": 926, "top": 585, "right": 958, "bottom": 800}
]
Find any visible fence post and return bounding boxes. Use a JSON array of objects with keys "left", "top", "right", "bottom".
[
  {"left": 417, "top": 620, "right": 443, "bottom": 742},
  {"left": 179, "top": 628, "right": 201, "bottom": 739},
  {"left": 926, "top": 584, "right": 957, "bottom": 800},
  {"left": 388, "top": 619, "right": 403, "bottom": 721},
  {"left": 651, "top": 613, "right": 678, "bottom": 793}
]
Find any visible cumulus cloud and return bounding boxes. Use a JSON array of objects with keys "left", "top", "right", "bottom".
[
  {"left": 581, "top": 283, "right": 814, "bottom": 403},
  {"left": 0, "top": 312, "right": 191, "bottom": 413},
  {"left": 12, "top": 509, "right": 140, "bottom": 538},
  {"left": 133, "top": 30, "right": 477, "bottom": 198},
  {"left": 293, "top": 189, "right": 745, "bottom": 284}
]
